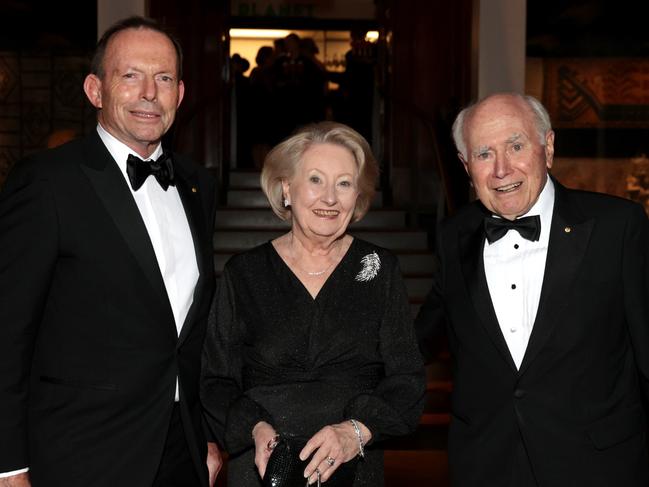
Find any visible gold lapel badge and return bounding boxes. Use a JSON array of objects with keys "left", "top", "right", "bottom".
[
  {"left": 191, "top": 187, "right": 198, "bottom": 193},
  {"left": 564, "top": 226, "right": 572, "bottom": 233}
]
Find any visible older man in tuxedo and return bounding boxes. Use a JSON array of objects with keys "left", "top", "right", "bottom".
[
  {"left": 0, "top": 16, "right": 221, "bottom": 487},
  {"left": 416, "top": 92, "right": 649, "bottom": 486}
]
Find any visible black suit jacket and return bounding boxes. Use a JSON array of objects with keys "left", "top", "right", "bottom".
[
  {"left": 416, "top": 180, "right": 649, "bottom": 486},
  {"left": 0, "top": 132, "right": 217, "bottom": 487}
]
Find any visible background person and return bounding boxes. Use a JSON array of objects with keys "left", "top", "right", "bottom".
[
  {"left": 0, "top": 16, "right": 221, "bottom": 487},
  {"left": 415, "top": 92, "right": 649, "bottom": 486},
  {"left": 202, "top": 122, "right": 425, "bottom": 486},
  {"left": 249, "top": 46, "right": 277, "bottom": 169}
]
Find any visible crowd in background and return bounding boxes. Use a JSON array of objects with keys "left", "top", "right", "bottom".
[{"left": 231, "top": 31, "right": 377, "bottom": 168}]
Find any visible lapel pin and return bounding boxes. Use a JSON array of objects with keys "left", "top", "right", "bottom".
[
  {"left": 564, "top": 226, "right": 571, "bottom": 233},
  {"left": 191, "top": 187, "right": 198, "bottom": 193}
]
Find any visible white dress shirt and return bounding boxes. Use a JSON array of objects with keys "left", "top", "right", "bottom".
[
  {"left": 98, "top": 124, "right": 199, "bottom": 344},
  {"left": 483, "top": 177, "right": 555, "bottom": 369},
  {"left": 2, "top": 127, "right": 200, "bottom": 479}
]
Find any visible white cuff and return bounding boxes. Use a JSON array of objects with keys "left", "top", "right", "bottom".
[{"left": 0, "top": 467, "right": 29, "bottom": 478}]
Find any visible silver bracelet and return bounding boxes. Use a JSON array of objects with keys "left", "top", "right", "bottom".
[{"left": 349, "top": 419, "right": 365, "bottom": 458}]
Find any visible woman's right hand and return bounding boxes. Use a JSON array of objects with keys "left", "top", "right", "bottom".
[{"left": 252, "top": 421, "right": 278, "bottom": 479}]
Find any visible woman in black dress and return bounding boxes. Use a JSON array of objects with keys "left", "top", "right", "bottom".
[{"left": 201, "top": 122, "right": 425, "bottom": 486}]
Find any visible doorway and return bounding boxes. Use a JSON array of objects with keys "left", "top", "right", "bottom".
[{"left": 228, "top": 27, "right": 380, "bottom": 170}]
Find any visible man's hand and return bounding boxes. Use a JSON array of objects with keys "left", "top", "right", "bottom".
[
  {"left": 0, "top": 473, "right": 31, "bottom": 487},
  {"left": 206, "top": 441, "right": 222, "bottom": 487}
]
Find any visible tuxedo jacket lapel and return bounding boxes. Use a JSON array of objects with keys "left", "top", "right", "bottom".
[
  {"left": 518, "top": 181, "right": 594, "bottom": 375},
  {"left": 79, "top": 133, "right": 175, "bottom": 326},
  {"left": 173, "top": 157, "right": 211, "bottom": 345},
  {"left": 459, "top": 207, "right": 518, "bottom": 372}
]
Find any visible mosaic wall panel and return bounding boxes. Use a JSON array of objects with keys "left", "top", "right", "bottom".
[
  {"left": 540, "top": 58, "right": 649, "bottom": 213},
  {"left": 0, "top": 50, "right": 94, "bottom": 188},
  {"left": 544, "top": 58, "right": 649, "bottom": 128},
  {"left": 553, "top": 156, "right": 649, "bottom": 215}
]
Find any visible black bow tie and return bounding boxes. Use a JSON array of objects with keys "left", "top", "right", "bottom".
[
  {"left": 484, "top": 215, "right": 541, "bottom": 243},
  {"left": 126, "top": 152, "right": 175, "bottom": 191}
]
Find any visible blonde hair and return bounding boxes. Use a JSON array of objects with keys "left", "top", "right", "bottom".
[{"left": 261, "top": 122, "right": 379, "bottom": 222}]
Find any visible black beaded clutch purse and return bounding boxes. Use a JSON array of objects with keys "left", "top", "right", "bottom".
[
  {"left": 263, "top": 437, "right": 306, "bottom": 487},
  {"left": 262, "top": 437, "right": 358, "bottom": 487}
]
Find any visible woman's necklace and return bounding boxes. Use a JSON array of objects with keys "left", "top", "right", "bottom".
[
  {"left": 305, "top": 263, "right": 334, "bottom": 277},
  {"left": 290, "top": 233, "right": 344, "bottom": 277}
]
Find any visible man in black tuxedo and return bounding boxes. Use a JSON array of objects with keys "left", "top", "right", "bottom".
[
  {"left": 0, "top": 16, "right": 221, "bottom": 487},
  {"left": 416, "top": 93, "right": 649, "bottom": 486}
]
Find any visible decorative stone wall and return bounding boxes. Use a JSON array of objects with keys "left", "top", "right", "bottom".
[
  {"left": 0, "top": 51, "right": 95, "bottom": 188},
  {"left": 553, "top": 157, "right": 649, "bottom": 214},
  {"left": 627, "top": 155, "right": 649, "bottom": 214},
  {"left": 543, "top": 58, "right": 649, "bottom": 129}
]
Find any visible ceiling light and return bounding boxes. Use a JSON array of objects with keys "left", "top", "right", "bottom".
[
  {"left": 229, "top": 29, "right": 292, "bottom": 39},
  {"left": 365, "top": 31, "right": 379, "bottom": 42}
]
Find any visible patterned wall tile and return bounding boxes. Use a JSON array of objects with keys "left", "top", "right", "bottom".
[
  {"left": 0, "top": 147, "right": 17, "bottom": 187},
  {"left": 544, "top": 58, "right": 649, "bottom": 128},
  {"left": 0, "top": 50, "right": 92, "bottom": 188},
  {"left": 0, "top": 56, "right": 18, "bottom": 103}
]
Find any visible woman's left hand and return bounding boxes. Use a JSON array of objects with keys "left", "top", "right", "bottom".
[
  {"left": 252, "top": 421, "right": 279, "bottom": 480},
  {"left": 299, "top": 420, "right": 371, "bottom": 484}
]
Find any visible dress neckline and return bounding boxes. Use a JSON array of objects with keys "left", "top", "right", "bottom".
[{"left": 267, "top": 237, "right": 357, "bottom": 301}]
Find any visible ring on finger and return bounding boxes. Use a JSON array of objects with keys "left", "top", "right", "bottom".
[
  {"left": 325, "top": 456, "right": 335, "bottom": 467},
  {"left": 267, "top": 435, "right": 279, "bottom": 450}
]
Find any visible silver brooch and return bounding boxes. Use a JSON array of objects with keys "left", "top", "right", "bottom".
[{"left": 355, "top": 252, "right": 381, "bottom": 282}]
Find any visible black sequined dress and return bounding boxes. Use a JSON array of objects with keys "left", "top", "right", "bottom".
[{"left": 201, "top": 238, "right": 425, "bottom": 486}]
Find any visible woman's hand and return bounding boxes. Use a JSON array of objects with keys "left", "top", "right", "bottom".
[
  {"left": 300, "top": 420, "right": 372, "bottom": 484},
  {"left": 206, "top": 441, "right": 223, "bottom": 486},
  {"left": 252, "top": 421, "right": 278, "bottom": 480}
]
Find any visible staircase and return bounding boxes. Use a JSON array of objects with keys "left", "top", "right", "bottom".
[{"left": 213, "top": 169, "right": 451, "bottom": 473}]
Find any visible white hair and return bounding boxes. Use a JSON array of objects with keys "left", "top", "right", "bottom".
[{"left": 452, "top": 93, "right": 552, "bottom": 160}]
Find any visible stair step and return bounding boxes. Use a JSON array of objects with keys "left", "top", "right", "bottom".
[
  {"left": 214, "top": 208, "right": 407, "bottom": 229},
  {"left": 227, "top": 189, "right": 266, "bottom": 207},
  {"left": 229, "top": 171, "right": 261, "bottom": 188},
  {"left": 420, "top": 413, "right": 451, "bottom": 426},
  {"left": 425, "top": 381, "right": 452, "bottom": 412},
  {"left": 396, "top": 253, "right": 436, "bottom": 274},
  {"left": 382, "top": 423, "right": 448, "bottom": 450},
  {"left": 427, "top": 359, "right": 452, "bottom": 381},
  {"left": 213, "top": 230, "right": 428, "bottom": 251},
  {"left": 227, "top": 189, "right": 384, "bottom": 208},
  {"left": 405, "top": 276, "right": 433, "bottom": 300}
]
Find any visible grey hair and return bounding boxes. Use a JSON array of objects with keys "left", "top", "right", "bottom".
[{"left": 452, "top": 93, "right": 552, "bottom": 160}]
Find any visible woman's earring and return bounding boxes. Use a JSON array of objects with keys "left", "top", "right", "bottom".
[{"left": 284, "top": 198, "right": 290, "bottom": 207}]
